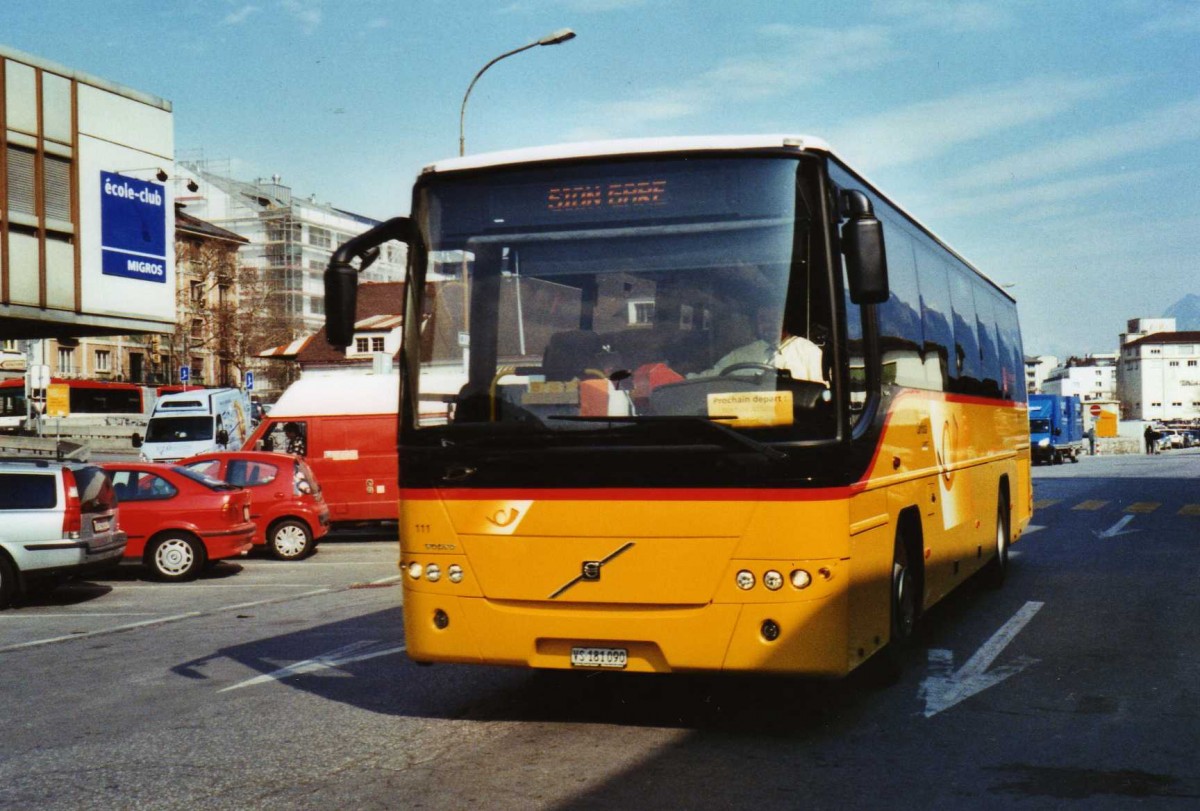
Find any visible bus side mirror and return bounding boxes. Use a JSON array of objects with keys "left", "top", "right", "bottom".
[
  {"left": 326, "top": 216, "right": 418, "bottom": 348},
  {"left": 841, "top": 190, "right": 889, "bottom": 305},
  {"left": 216, "top": 428, "right": 230, "bottom": 446},
  {"left": 131, "top": 432, "right": 143, "bottom": 448}
]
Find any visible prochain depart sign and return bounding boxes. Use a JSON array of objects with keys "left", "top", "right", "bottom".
[{"left": 100, "top": 171, "right": 167, "bottom": 283}]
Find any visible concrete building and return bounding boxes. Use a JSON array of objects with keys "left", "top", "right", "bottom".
[
  {"left": 2, "top": 44, "right": 176, "bottom": 341},
  {"left": 1042, "top": 353, "right": 1117, "bottom": 401},
  {"left": 1024, "top": 354, "right": 1058, "bottom": 394},
  {"left": 169, "top": 160, "right": 405, "bottom": 397},
  {"left": 1117, "top": 317, "right": 1200, "bottom": 421}
]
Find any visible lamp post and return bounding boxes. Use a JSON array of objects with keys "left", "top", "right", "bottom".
[{"left": 459, "top": 28, "right": 576, "bottom": 157}]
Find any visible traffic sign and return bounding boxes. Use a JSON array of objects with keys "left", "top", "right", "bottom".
[
  {"left": 1089, "top": 404, "right": 1103, "bottom": 416},
  {"left": 28, "top": 364, "right": 51, "bottom": 390},
  {"left": 245, "top": 371, "right": 254, "bottom": 390},
  {"left": 180, "top": 366, "right": 190, "bottom": 383}
]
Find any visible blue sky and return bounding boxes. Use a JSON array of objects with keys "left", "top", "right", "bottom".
[{"left": 7, "top": 0, "right": 1199, "bottom": 357}]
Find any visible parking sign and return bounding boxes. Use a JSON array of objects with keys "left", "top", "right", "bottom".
[
  {"left": 245, "top": 371, "right": 254, "bottom": 390},
  {"left": 180, "top": 366, "right": 190, "bottom": 383}
]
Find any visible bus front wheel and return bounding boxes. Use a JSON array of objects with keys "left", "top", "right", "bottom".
[{"left": 865, "top": 527, "right": 921, "bottom": 686}]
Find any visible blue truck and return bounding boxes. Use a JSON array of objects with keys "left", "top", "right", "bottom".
[{"left": 1028, "top": 393, "right": 1085, "bottom": 464}]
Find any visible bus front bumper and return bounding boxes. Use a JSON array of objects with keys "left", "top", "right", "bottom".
[{"left": 402, "top": 587, "right": 851, "bottom": 677}]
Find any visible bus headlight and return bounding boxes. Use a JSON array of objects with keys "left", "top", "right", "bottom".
[
  {"left": 736, "top": 570, "right": 755, "bottom": 590},
  {"left": 448, "top": 564, "right": 463, "bottom": 584},
  {"left": 407, "top": 562, "right": 423, "bottom": 580},
  {"left": 763, "top": 570, "right": 784, "bottom": 591},
  {"left": 790, "top": 569, "right": 812, "bottom": 590},
  {"left": 1038, "top": 438, "right": 1050, "bottom": 447},
  {"left": 425, "top": 564, "right": 441, "bottom": 583}
]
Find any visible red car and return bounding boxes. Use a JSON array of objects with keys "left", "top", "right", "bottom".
[
  {"left": 180, "top": 451, "right": 330, "bottom": 560},
  {"left": 103, "top": 463, "right": 254, "bottom": 581}
]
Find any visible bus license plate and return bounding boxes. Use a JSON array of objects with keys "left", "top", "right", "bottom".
[{"left": 570, "top": 647, "right": 627, "bottom": 669}]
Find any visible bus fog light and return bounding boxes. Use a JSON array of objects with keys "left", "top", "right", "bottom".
[
  {"left": 407, "top": 562, "right": 423, "bottom": 580},
  {"left": 736, "top": 570, "right": 755, "bottom": 590},
  {"left": 448, "top": 564, "right": 463, "bottom": 583},
  {"left": 761, "top": 619, "right": 780, "bottom": 641},
  {"left": 764, "top": 570, "right": 783, "bottom": 591},
  {"left": 433, "top": 609, "right": 449, "bottom": 629},
  {"left": 790, "top": 569, "right": 812, "bottom": 590},
  {"left": 426, "top": 564, "right": 441, "bottom": 583}
]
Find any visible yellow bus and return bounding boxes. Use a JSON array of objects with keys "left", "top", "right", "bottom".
[{"left": 325, "top": 135, "right": 1032, "bottom": 677}]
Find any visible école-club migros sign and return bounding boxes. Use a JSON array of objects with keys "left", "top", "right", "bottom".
[{"left": 100, "top": 171, "right": 167, "bottom": 283}]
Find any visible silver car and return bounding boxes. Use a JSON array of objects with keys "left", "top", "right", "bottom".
[{"left": 0, "top": 459, "right": 127, "bottom": 607}]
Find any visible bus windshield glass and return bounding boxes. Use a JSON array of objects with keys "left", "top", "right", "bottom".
[{"left": 412, "top": 156, "right": 835, "bottom": 442}]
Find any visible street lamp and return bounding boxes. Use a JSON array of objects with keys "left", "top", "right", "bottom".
[{"left": 458, "top": 28, "right": 576, "bottom": 157}]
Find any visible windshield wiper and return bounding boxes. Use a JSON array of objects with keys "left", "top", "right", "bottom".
[{"left": 549, "top": 415, "right": 788, "bottom": 461}]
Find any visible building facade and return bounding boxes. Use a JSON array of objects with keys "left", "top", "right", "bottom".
[
  {"left": 1024, "top": 354, "right": 1058, "bottom": 395},
  {"left": 1042, "top": 354, "right": 1117, "bottom": 401},
  {"left": 1, "top": 44, "right": 176, "bottom": 341},
  {"left": 11, "top": 208, "right": 249, "bottom": 389},
  {"left": 1117, "top": 318, "right": 1200, "bottom": 421},
  {"left": 169, "top": 161, "right": 405, "bottom": 397}
]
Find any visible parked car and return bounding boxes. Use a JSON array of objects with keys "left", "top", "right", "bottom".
[
  {"left": 102, "top": 463, "right": 254, "bottom": 581},
  {"left": 0, "top": 458, "right": 126, "bottom": 607},
  {"left": 180, "top": 451, "right": 330, "bottom": 560}
]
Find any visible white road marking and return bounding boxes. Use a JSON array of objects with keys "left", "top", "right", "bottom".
[
  {"left": 219, "top": 640, "right": 407, "bottom": 692},
  {"left": 1094, "top": 514, "right": 1139, "bottom": 539},
  {"left": 1021, "top": 524, "right": 1046, "bottom": 537},
  {"left": 920, "top": 600, "right": 1044, "bottom": 718},
  {"left": 0, "top": 612, "right": 203, "bottom": 653}
]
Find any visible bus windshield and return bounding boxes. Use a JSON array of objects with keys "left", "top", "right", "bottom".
[{"left": 412, "top": 156, "right": 836, "bottom": 442}]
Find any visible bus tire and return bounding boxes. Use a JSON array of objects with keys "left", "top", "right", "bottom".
[
  {"left": 0, "top": 553, "right": 15, "bottom": 609},
  {"left": 981, "top": 494, "right": 1010, "bottom": 590},
  {"left": 866, "top": 526, "right": 921, "bottom": 686}
]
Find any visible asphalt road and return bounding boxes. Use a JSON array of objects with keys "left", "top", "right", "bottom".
[{"left": 2, "top": 451, "right": 1198, "bottom": 809}]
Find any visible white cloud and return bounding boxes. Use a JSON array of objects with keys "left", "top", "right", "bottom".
[
  {"left": 279, "top": 0, "right": 321, "bottom": 33},
  {"left": 871, "top": 0, "right": 1014, "bottom": 32},
  {"left": 949, "top": 95, "right": 1200, "bottom": 190},
  {"left": 222, "top": 4, "right": 260, "bottom": 25},
  {"left": 571, "top": 26, "right": 896, "bottom": 137},
  {"left": 1140, "top": 3, "right": 1200, "bottom": 34},
  {"left": 933, "top": 167, "right": 1160, "bottom": 219},
  {"left": 828, "top": 76, "right": 1124, "bottom": 171}
]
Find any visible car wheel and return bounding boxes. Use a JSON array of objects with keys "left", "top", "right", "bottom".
[
  {"left": 0, "top": 554, "right": 15, "bottom": 609},
  {"left": 148, "top": 534, "right": 205, "bottom": 581},
  {"left": 268, "top": 519, "right": 314, "bottom": 560}
]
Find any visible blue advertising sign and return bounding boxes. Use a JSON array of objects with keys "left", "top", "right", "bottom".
[{"left": 100, "top": 171, "right": 167, "bottom": 283}]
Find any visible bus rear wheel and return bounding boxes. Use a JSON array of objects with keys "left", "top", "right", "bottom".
[{"left": 981, "top": 495, "right": 1010, "bottom": 589}]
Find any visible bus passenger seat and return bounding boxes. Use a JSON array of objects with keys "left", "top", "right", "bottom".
[{"left": 542, "top": 330, "right": 604, "bottom": 381}]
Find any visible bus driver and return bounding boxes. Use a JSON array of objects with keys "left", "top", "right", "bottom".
[{"left": 691, "top": 302, "right": 825, "bottom": 383}]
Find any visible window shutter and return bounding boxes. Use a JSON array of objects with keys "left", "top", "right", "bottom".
[
  {"left": 7, "top": 146, "right": 36, "bottom": 216},
  {"left": 43, "top": 155, "right": 72, "bottom": 221}
]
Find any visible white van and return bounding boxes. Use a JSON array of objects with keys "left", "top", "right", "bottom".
[{"left": 134, "top": 388, "right": 253, "bottom": 463}]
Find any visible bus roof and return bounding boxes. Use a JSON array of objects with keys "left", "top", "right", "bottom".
[{"left": 423, "top": 135, "right": 830, "bottom": 175}]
